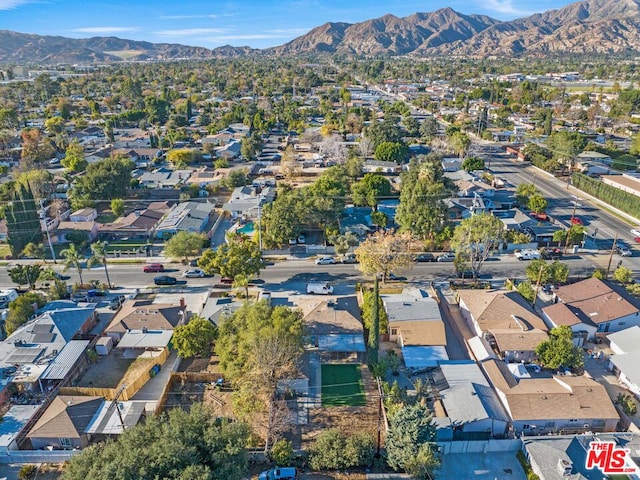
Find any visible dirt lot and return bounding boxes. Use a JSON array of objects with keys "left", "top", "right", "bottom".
[{"left": 77, "top": 353, "right": 133, "bottom": 388}]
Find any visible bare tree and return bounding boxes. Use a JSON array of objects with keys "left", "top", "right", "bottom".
[{"left": 355, "top": 229, "right": 413, "bottom": 282}]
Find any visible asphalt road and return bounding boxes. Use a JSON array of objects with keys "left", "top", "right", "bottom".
[{"left": 0, "top": 255, "right": 607, "bottom": 293}]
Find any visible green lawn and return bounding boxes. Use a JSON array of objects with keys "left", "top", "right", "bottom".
[{"left": 321, "top": 364, "right": 366, "bottom": 407}]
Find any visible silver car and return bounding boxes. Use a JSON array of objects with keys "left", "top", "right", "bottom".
[{"left": 437, "top": 252, "right": 456, "bottom": 262}]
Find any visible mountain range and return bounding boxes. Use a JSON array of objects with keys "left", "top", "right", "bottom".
[{"left": 2, "top": 0, "right": 640, "bottom": 64}]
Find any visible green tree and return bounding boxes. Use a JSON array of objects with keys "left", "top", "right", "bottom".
[
  {"left": 374, "top": 141, "right": 408, "bottom": 164},
  {"left": 309, "top": 430, "right": 375, "bottom": 470},
  {"left": 355, "top": 230, "right": 413, "bottom": 283},
  {"left": 525, "top": 259, "right": 569, "bottom": 285},
  {"left": 61, "top": 139, "right": 87, "bottom": 173},
  {"left": 110, "top": 198, "right": 125, "bottom": 217},
  {"left": 614, "top": 266, "right": 634, "bottom": 284},
  {"left": 449, "top": 131, "right": 470, "bottom": 158},
  {"left": 370, "top": 211, "right": 387, "bottom": 229},
  {"left": 515, "top": 183, "right": 539, "bottom": 207},
  {"left": 535, "top": 325, "right": 584, "bottom": 370},
  {"left": 450, "top": 213, "right": 505, "bottom": 279},
  {"left": 261, "top": 186, "right": 306, "bottom": 247},
  {"left": 386, "top": 403, "right": 439, "bottom": 478},
  {"left": 164, "top": 231, "right": 207, "bottom": 262},
  {"left": 461, "top": 156, "right": 485, "bottom": 172},
  {"left": 60, "top": 243, "right": 85, "bottom": 285},
  {"left": 71, "top": 156, "right": 134, "bottom": 203},
  {"left": 6, "top": 292, "right": 45, "bottom": 336},
  {"left": 61, "top": 404, "right": 249, "bottom": 480},
  {"left": 21, "top": 242, "right": 45, "bottom": 261},
  {"left": 241, "top": 132, "right": 263, "bottom": 160},
  {"left": 87, "top": 240, "right": 112, "bottom": 288},
  {"left": 269, "top": 439, "right": 294, "bottom": 466},
  {"left": 517, "top": 280, "right": 536, "bottom": 303},
  {"left": 6, "top": 182, "right": 42, "bottom": 258},
  {"left": 350, "top": 173, "right": 392, "bottom": 208},
  {"left": 223, "top": 169, "right": 248, "bottom": 188},
  {"left": 419, "top": 116, "right": 439, "bottom": 142},
  {"left": 215, "top": 302, "right": 304, "bottom": 452},
  {"left": 200, "top": 233, "right": 264, "bottom": 280},
  {"left": 8, "top": 264, "right": 42, "bottom": 289},
  {"left": 528, "top": 194, "right": 548, "bottom": 213},
  {"left": 173, "top": 315, "right": 216, "bottom": 358},
  {"left": 167, "top": 148, "right": 196, "bottom": 167}
]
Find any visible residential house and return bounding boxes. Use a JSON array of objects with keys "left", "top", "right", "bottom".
[
  {"left": 200, "top": 297, "right": 243, "bottom": 326},
  {"left": 185, "top": 167, "right": 224, "bottom": 189},
  {"left": 601, "top": 174, "right": 640, "bottom": 198},
  {"left": 576, "top": 150, "right": 612, "bottom": 166},
  {"left": 523, "top": 434, "right": 640, "bottom": 480},
  {"left": 223, "top": 185, "right": 274, "bottom": 219},
  {"left": 381, "top": 288, "right": 448, "bottom": 368},
  {"left": 26, "top": 395, "right": 103, "bottom": 449},
  {"left": 494, "top": 209, "right": 536, "bottom": 232},
  {"left": 605, "top": 326, "right": 640, "bottom": 398},
  {"left": 54, "top": 220, "right": 100, "bottom": 244},
  {"left": 104, "top": 299, "right": 187, "bottom": 342},
  {"left": 0, "top": 405, "right": 40, "bottom": 452},
  {"left": 363, "top": 160, "right": 400, "bottom": 174},
  {"left": 481, "top": 359, "right": 619, "bottom": 436},
  {"left": 301, "top": 297, "right": 366, "bottom": 362},
  {"left": 138, "top": 167, "right": 192, "bottom": 189},
  {"left": 154, "top": 201, "right": 216, "bottom": 239},
  {"left": 113, "top": 148, "right": 162, "bottom": 167},
  {"left": 442, "top": 158, "right": 462, "bottom": 172},
  {"left": 215, "top": 140, "right": 241, "bottom": 160},
  {"left": 543, "top": 278, "right": 640, "bottom": 339},
  {"left": 521, "top": 224, "right": 563, "bottom": 243},
  {"left": 445, "top": 196, "right": 490, "bottom": 221},
  {"left": 435, "top": 362, "right": 510, "bottom": 440},
  {"left": 99, "top": 206, "right": 168, "bottom": 241},
  {"left": 69, "top": 208, "right": 97, "bottom": 222},
  {"left": 112, "top": 128, "right": 151, "bottom": 149},
  {"left": 457, "top": 289, "right": 548, "bottom": 363},
  {"left": 0, "top": 305, "right": 97, "bottom": 393}
]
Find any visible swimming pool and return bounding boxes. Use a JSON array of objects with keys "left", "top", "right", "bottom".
[{"left": 236, "top": 221, "right": 255, "bottom": 235}]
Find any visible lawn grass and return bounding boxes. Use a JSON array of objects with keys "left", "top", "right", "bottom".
[
  {"left": 0, "top": 244, "right": 10, "bottom": 259},
  {"left": 321, "top": 364, "right": 366, "bottom": 407}
]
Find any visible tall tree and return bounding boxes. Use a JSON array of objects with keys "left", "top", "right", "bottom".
[
  {"left": 368, "top": 276, "right": 380, "bottom": 364},
  {"left": 199, "top": 233, "right": 264, "bottom": 279},
  {"left": 355, "top": 230, "right": 413, "bottom": 282},
  {"left": 450, "top": 213, "right": 505, "bottom": 279},
  {"left": 8, "top": 264, "right": 42, "bottom": 289},
  {"left": 71, "top": 156, "right": 134, "bottom": 205},
  {"left": 6, "top": 182, "right": 42, "bottom": 258},
  {"left": 87, "top": 241, "right": 112, "bottom": 288},
  {"left": 61, "top": 139, "right": 87, "bottom": 173},
  {"left": 535, "top": 325, "right": 584, "bottom": 370},
  {"left": 173, "top": 315, "right": 216, "bottom": 358},
  {"left": 350, "top": 173, "right": 392, "bottom": 209},
  {"left": 60, "top": 243, "right": 85, "bottom": 285},
  {"left": 163, "top": 231, "right": 206, "bottom": 262}
]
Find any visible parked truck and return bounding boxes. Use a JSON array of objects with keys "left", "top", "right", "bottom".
[
  {"left": 514, "top": 249, "right": 541, "bottom": 261},
  {"left": 306, "top": 282, "right": 333, "bottom": 295}
]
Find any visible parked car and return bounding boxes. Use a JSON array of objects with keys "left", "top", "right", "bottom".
[
  {"left": 259, "top": 468, "right": 297, "bottom": 480},
  {"left": 340, "top": 253, "right": 358, "bottom": 264},
  {"left": 183, "top": 268, "right": 205, "bottom": 278},
  {"left": 143, "top": 263, "right": 164, "bottom": 273},
  {"left": 189, "top": 257, "right": 201, "bottom": 267},
  {"left": 529, "top": 212, "right": 549, "bottom": 222},
  {"left": 220, "top": 277, "right": 234, "bottom": 284},
  {"left": 456, "top": 268, "right": 475, "bottom": 278},
  {"left": 297, "top": 235, "right": 306, "bottom": 244},
  {"left": 617, "top": 246, "right": 632, "bottom": 257},
  {"left": 515, "top": 249, "right": 541, "bottom": 260},
  {"left": 307, "top": 282, "right": 333, "bottom": 294},
  {"left": 70, "top": 292, "right": 89, "bottom": 303},
  {"left": 154, "top": 275, "right": 177, "bottom": 285},
  {"left": 631, "top": 228, "right": 640, "bottom": 237},
  {"left": 634, "top": 237, "right": 640, "bottom": 244},
  {"left": 540, "top": 247, "right": 563, "bottom": 260},
  {"left": 437, "top": 252, "right": 456, "bottom": 262},
  {"left": 414, "top": 253, "right": 436, "bottom": 262},
  {"left": 315, "top": 256, "right": 336, "bottom": 265},
  {"left": 570, "top": 216, "right": 583, "bottom": 225}
]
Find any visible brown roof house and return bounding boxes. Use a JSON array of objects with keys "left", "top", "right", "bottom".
[
  {"left": 457, "top": 289, "right": 548, "bottom": 363},
  {"left": 542, "top": 278, "right": 640, "bottom": 341},
  {"left": 27, "top": 395, "right": 103, "bottom": 449},
  {"left": 301, "top": 296, "right": 366, "bottom": 362},
  {"left": 105, "top": 299, "right": 187, "bottom": 344},
  {"left": 381, "top": 288, "right": 448, "bottom": 369},
  {"left": 99, "top": 205, "right": 170, "bottom": 241},
  {"left": 481, "top": 359, "right": 619, "bottom": 437}
]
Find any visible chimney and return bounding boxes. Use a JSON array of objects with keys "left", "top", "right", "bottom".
[{"left": 180, "top": 297, "right": 186, "bottom": 309}]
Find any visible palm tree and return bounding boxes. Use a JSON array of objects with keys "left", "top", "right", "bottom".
[
  {"left": 60, "top": 243, "right": 85, "bottom": 285},
  {"left": 87, "top": 241, "right": 112, "bottom": 288}
]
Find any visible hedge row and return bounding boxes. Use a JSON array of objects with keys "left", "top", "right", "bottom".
[{"left": 571, "top": 173, "right": 640, "bottom": 219}]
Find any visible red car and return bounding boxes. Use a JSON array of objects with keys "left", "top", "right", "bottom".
[
  {"left": 529, "top": 212, "right": 549, "bottom": 222},
  {"left": 635, "top": 237, "right": 640, "bottom": 244},
  {"left": 143, "top": 263, "right": 164, "bottom": 273},
  {"left": 571, "top": 216, "right": 583, "bottom": 225}
]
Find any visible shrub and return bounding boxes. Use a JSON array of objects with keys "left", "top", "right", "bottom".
[
  {"left": 308, "top": 429, "right": 375, "bottom": 470},
  {"left": 18, "top": 465, "right": 37, "bottom": 480},
  {"left": 270, "top": 439, "right": 294, "bottom": 466}
]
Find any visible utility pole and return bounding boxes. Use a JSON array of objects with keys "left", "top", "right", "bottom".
[
  {"left": 532, "top": 263, "right": 546, "bottom": 307},
  {"left": 606, "top": 234, "right": 618, "bottom": 278},
  {"left": 40, "top": 200, "right": 57, "bottom": 263}
]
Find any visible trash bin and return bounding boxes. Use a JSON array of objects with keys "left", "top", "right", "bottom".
[{"left": 572, "top": 245, "right": 579, "bottom": 254}]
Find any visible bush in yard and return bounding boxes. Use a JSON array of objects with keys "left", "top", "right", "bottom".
[
  {"left": 270, "top": 439, "right": 294, "bottom": 466},
  {"left": 18, "top": 465, "right": 37, "bottom": 480},
  {"left": 309, "top": 429, "right": 375, "bottom": 470},
  {"left": 617, "top": 393, "right": 637, "bottom": 416}
]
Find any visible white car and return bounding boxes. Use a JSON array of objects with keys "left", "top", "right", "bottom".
[
  {"left": 631, "top": 228, "right": 640, "bottom": 238},
  {"left": 437, "top": 252, "right": 456, "bottom": 262},
  {"left": 617, "top": 246, "right": 632, "bottom": 257},
  {"left": 315, "top": 256, "right": 336, "bottom": 265},
  {"left": 183, "top": 268, "right": 205, "bottom": 278},
  {"left": 297, "top": 235, "right": 306, "bottom": 244},
  {"left": 515, "top": 249, "right": 541, "bottom": 261}
]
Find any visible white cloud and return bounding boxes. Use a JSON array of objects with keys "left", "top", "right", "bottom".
[
  {"left": 73, "top": 26, "right": 138, "bottom": 34},
  {"left": 154, "top": 28, "right": 229, "bottom": 37},
  {"left": 0, "top": 0, "right": 33, "bottom": 9},
  {"left": 479, "top": 0, "right": 534, "bottom": 16}
]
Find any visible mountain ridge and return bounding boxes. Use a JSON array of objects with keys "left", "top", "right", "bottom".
[{"left": 2, "top": 0, "right": 640, "bottom": 63}]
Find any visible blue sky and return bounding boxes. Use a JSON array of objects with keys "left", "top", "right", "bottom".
[{"left": 1, "top": 0, "right": 578, "bottom": 49}]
